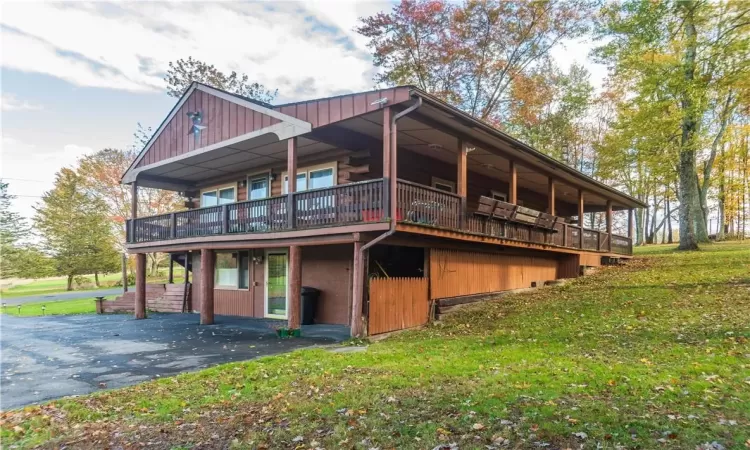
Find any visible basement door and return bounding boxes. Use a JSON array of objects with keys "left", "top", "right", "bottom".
[{"left": 264, "top": 249, "right": 288, "bottom": 319}]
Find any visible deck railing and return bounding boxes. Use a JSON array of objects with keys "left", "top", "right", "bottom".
[
  {"left": 395, "top": 181, "right": 632, "bottom": 256},
  {"left": 128, "top": 178, "right": 631, "bottom": 256}
]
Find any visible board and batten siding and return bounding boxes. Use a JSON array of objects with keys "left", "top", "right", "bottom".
[
  {"left": 429, "top": 249, "right": 559, "bottom": 300},
  {"left": 136, "top": 89, "right": 280, "bottom": 169},
  {"left": 274, "top": 87, "right": 412, "bottom": 128}
]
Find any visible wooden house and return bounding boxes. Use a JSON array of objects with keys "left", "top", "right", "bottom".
[{"left": 122, "top": 83, "right": 644, "bottom": 336}]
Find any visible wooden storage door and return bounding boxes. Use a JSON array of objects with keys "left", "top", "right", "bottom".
[{"left": 368, "top": 277, "right": 429, "bottom": 335}]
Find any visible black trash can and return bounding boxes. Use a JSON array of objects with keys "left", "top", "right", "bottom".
[{"left": 300, "top": 286, "right": 321, "bottom": 325}]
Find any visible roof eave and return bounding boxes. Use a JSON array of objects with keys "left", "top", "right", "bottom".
[{"left": 410, "top": 88, "right": 647, "bottom": 209}]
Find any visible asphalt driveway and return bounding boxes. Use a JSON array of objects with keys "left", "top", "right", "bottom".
[{"left": 0, "top": 313, "right": 349, "bottom": 410}]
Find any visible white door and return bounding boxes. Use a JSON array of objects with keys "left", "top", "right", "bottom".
[{"left": 264, "top": 249, "right": 288, "bottom": 319}]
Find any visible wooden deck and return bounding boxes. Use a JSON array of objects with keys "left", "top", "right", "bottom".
[{"left": 127, "top": 178, "right": 632, "bottom": 256}]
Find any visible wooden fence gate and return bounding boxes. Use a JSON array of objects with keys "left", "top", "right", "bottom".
[{"left": 368, "top": 277, "right": 429, "bottom": 335}]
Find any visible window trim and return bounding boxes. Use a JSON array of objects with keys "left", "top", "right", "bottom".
[
  {"left": 214, "top": 250, "right": 250, "bottom": 290},
  {"left": 431, "top": 176, "right": 456, "bottom": 193},
  {"left": 200, "top": 183, "right": 237, "bottom": 207},
  {"left": 281, "top": 161, "right": 338, "bottom": 194}
]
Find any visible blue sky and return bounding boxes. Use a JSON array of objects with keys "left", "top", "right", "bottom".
[{"left": 1, "top": 1, "right": 604, "bottom": 222}]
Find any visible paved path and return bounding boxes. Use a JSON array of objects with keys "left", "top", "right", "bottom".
[
  {"left": 2, "top": 287, "right": 133, "bottom": 305},
  {"left": 0, "top": 313, "right": 348, "bottom": 410}
]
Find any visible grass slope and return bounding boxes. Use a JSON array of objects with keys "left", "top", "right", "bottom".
[{"left": 2, "top": 242, "right": 749, "bottom": 449}]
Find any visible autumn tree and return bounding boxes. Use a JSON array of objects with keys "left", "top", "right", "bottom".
[
  {"left": 357, "top": 0, "right": 595, "bottom": 125},
  {"left": 165, "top": 57, "right": 277, "bottom": 103},
  {"left": 34, "top": 169, "right": 120, "bottom": 290}
]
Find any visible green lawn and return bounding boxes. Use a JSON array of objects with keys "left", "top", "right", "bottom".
[
  {"left": 2, "top": 242, "right": 748, "bottom": 449},
  {"left": 0, "top": 269, "right": 185, "bottom": 299},
  {"left": 0, "top": 296, "right": 117, "bottom": 317}
]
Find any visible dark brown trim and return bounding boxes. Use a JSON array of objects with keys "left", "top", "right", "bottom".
[{"left": 126, "top": 223, "right": 390, "bottom": 251}]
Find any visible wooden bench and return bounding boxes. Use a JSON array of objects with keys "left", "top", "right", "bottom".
[{"left": 473, "top": 196, "right": 560, "bottom": 235}]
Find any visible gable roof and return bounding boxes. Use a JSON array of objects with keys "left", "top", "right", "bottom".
[{"left": 121, "top": 82, "right": 310, "bottom": 182}]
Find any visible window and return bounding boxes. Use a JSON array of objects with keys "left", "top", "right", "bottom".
[
  {"left": 491, "top": 190, "right": 507, "bottom": 202},
  {"left": 215, "top": 251, "right": 250, "bottom": 289},
  {"left": 282, "top": 163, "right": 336, "bottom": 193},
  {"left": 201, "top": 184, "right": 236, "bottom": 207},
  {"left": 431, "top": 177, "right": 456, "bottom": 193},
  {"left": 248, "top": 176, "right": 269, "bottom": 200}
]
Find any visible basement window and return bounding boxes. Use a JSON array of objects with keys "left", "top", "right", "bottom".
[{"left": 215, "top": 251, "right": 250, "bottom": 289}]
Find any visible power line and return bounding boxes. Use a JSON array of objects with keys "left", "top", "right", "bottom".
[{"left": 1, "top": 177, "right": 48, "bottom": 183}]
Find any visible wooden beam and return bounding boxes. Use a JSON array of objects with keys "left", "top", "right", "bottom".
[
  {"left": 390, "top": 115, "right": 398, "bottom": 223},
  {"left": 382, "top": 107, "right": 392, "bottom": 217},
  {"left": 286, "top": 137, "right": 297, "bottom": 229},
  {"left": 382, "top": 107, "right": 391, "bottom": 179},
  {"left": 350, "top": 240, "right": 364, "bottom": 337},
  {"left": 131, "top": 182, "right": 138, "bottom": 219},
  {"left": 606, "top": 200, "right": 613, "bottom": 251},
  {"left": 134, "top": 253, "right": 146, "bottom": 319},
  {"left": 548, "top": 178, "right": 556, "bottom": 216},
  {"left": 458, "top": 140, "right": 468, "bottom": 225},
  {"left": 121, "top": 253, "right": 128, "bottom": 293},
  {"left": 578, "top": 190, "right": 585, "bottom": 248},
  {"left": 509, "top": 161, "right": 517, "bottom": 204},
  {"left": 200, "top": 249, "right": 215, "bottom": 325},
  {"left": 168, "top": 255, "right": 174, "bottom": 284},
  {"left": 288, "top": 245, "right": 302, "bottom": 330},
  {"left": 628, "top": 208, "right": 634, "bottom": 239}
]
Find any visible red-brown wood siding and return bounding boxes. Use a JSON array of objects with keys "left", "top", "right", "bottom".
[
  {"left": 136, "top": 89, "right": 278, "bottom": 169},
  {"left": 215, "top": 289, "right": 254, "bottom": 316},
  {"left": 273, "top": 87, "right": 411, "bottom": 129},
  {"left": 189, "top": 245, "right": 353, "bottom": 325},
  {"left": 429, "top": 249, "right": 558, "bottom": 299}
]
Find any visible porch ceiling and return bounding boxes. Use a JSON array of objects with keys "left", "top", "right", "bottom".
[
  {"left": 337, "top": 109, "right": 620, "bottom": 210},
  {"left": 132, "top": 134, "right": 336, "bottom": 191}
]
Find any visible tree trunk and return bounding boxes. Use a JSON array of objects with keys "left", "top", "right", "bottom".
[
  {"left": 677, "top": 0, "right": 699, "bottom": 250},
  {"left": 67, "top": 275, "right": 74, "bottom": 291},
  {"left": 635, "top": 208, "right": 644, "bottom": 246},
  {"left": 94, "top": 272, "right": 100, "bottom": 288},
  {"left": 665, "top": 185, "right": 673, "bottom": 243},
  {"left": 694, "top": 173, "right": 709, "bottom": 242}
]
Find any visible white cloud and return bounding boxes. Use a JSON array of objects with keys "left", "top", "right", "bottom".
[
  {"left": 1, "top": 93, "right": 44, "bottom": 111},
  {"left": 0, "top": 2, "right": 382, "bottom": 100},
  {"left": 1, "top": 136, "right": 94, "bottom": 220}
]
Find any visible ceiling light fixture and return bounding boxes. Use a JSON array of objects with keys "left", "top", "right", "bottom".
[{"left": 370, "top": 98, "right": 388, "bottom": 106}]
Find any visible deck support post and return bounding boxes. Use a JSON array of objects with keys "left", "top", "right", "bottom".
[
  {"left": 548, "top": 178, "right": 556, "bottom": 216},
  {"left": 286, "top": 137, "right": 297, "bottom": 229},
  {"left": 130, "top": 182, "right": 138, "bottom": 243},
  {"left": 182, "top": 251, "right": 190, "bottom": 313},
  {"left": 382, "top": 107, "right": 392, "bottom": 218},
  {"left": 134, "top": 253, "right": 146, "bottom": 319},
  {"left": 606, "top": 200, "right": 613, "bottom": 252},
  {"left": 200, "top": 249, "right": 214, "bottom": 325},
  {"left": 457, "top": 140, "right": 468, "bottom": 227},
  {"left": 627, "top": 208, "right": 634, "bottom": 239},
  {"left": 578, "top": 189, "right": 585, "bottom": 247},
  {"left": 509, "top": 161, "right": 517, "bottom": 204},
  {"left": 288, "top": 245, "right": 302, "bottom": 330},
  {"left": 121, "top": 253, "right": 128, "bottom": 292},
  {"left": 350, "top": 240, "right": 365, "bottom": 337},
  {"left": 168, "top": 255, "right": 174, "bottom": 284},
  {"left": 389, "top": 110, "right": 399, "bottom": 223}
]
